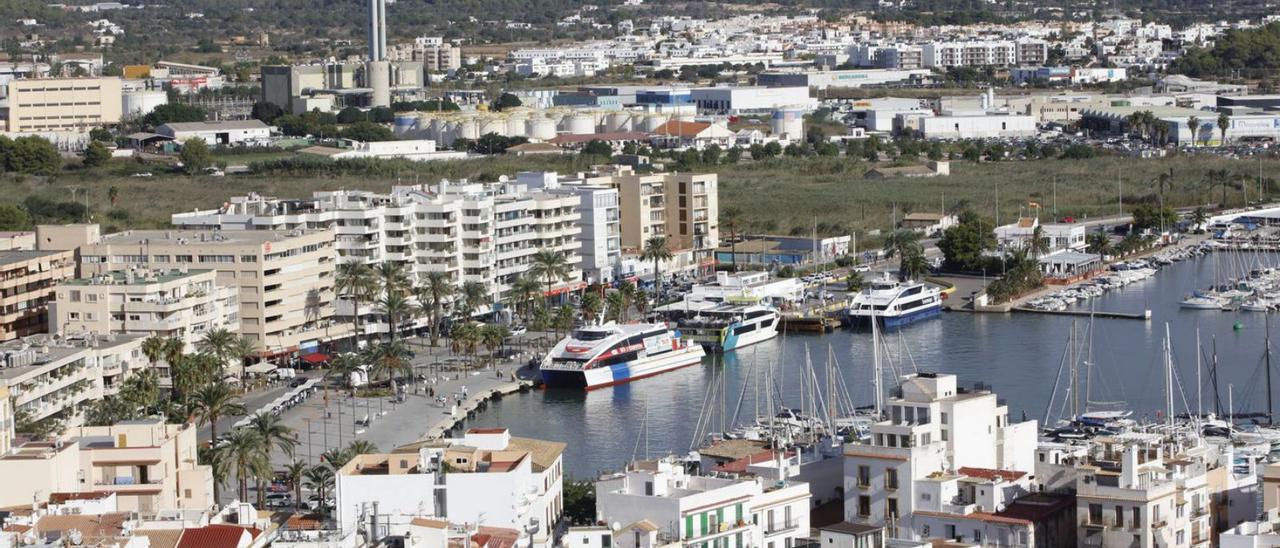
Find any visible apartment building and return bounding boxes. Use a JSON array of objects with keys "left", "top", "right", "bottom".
[
  {"left": 842, "top": 372, "right": 1039, "bottom": 540},
  {"left": 923, "top": 41, "right": 1017, "bottom": 68},
  {"left": 0, "top": 333, "right": 146, "bottom": 428},
  {"left": 596, "top": 166, "right": 720, "bottom": 271},
  {"left": 78, "top": 229, "right": 347, "bottom": 363},
  {"left": 0, "top": 419, "right": 213, "bottom": 513},
  {"left": 335, "top": 428, "right": 565, "bottom": 548},
  {"left": 52, "top": 268, "right": 239, "bottom": 347},
  {"left": 1, "top": 76, "right": 123, "bottom": 132},
  {"left": 517, "top": 171, "right": 622, "bottom": 284},
  {"left": 0, "top": 250, "right": 77, "bottom": 342},
  {"left": 171, "top": 182, "right": 581, "bottom": 334},
  {"left": 595, "top": 456, "right": 812, "bottom": 548},
  {"left": 0, "top": 383, "right": 12, "bottom": 454}
]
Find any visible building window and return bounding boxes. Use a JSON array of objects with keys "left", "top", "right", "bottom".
[
  {"left": 973, "top": 530, "right": 982, "bottom": 543},
  {"left": 858, "top": 465, "right": 870, "bottom": 487},
  {"left": 1089, "top": 504, "right": 1102, "bottom": 525},
  {"left": 886, "top": 468, "right": 898, "bottom": 490},
  {"left": 858, "top": 496, "right": 870, "bottom": 517},
  {"left": 886, "top": 498, "right": 898, "bottom": 520}
]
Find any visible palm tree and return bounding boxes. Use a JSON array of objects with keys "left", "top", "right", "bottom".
[
  {"left": 378, "top": 291, "right": 413, "bottom": 343},
  {"left": 720, "top": 207, "right": 743, "bottom": 272},
  {"left": 1028, "top": 225, "right": 1049, "bottom": 258},
  {"left": 1191, "top": 206, "right": 1209, "bottom": 233},
  {"left": 900, "top": 251, "right": 929, "bottom": 281},
  {"left": 375, "top": 261, "right": 411, "bottom": 297},
  {"left": 122, "top": 369, "right": 161, "bottom": 413},
  {"left": 336, "top": 262, "right": 377, "bottom": 349},
  {"left": 1186, "top": 115, "right": 1200, "bottom": 147},
  {"left": 640, "top": 237, "right": 673, "bottom": 300},
  {"left": 248, "top": 411, "right": 297, "bottom": 457},
  {"left": 199, "top": 444, "right": 230, "bottom": 504},
  {"left": 196, "top": 328, "right": 236, "bottom": 373},
  {"left": 321, "top": 447, "right": 354, "bottom": 469},
  {"left": 508, "top": 274, "right": 542, "bottom": 324},
  {"left": 580, "top": 292, "right": 603, "bottom": 323},
  {"left": 1086, "top": 230, "right": 1112, "bottom": 262},
  {"left": 303, "top": 465, "right": 335, "bottom": 511},
  {"left": 284, "top": 460, "right": 308, "bottom": 510},
  {"left": 1217, "top": 111, "right": 1230, "bottom": 146},
  {"left": 480, "top": 324, "right": 510, "bottom": 369},
  {"left": 367, "top": 340, "right": 411, "bottom": 386},
  {"left": 456, "top": 281, "right": 489, "bottom": 321},
  {"left": 227, "top": 336, "right": 258, "bottom": 376},
  {"left": 450, "top": 323, "right": 480, "bottom": 366},
  {"left": 223, "top": 428, "right": 269, "bottom": 502},
  {"left": 345, "top": 439, "right": 379, "bottom": 456},
  {"left": 604, "top": 291, "right": 626, "bottom": 323},
  {"left": 191, "top": 383, "right": 246, "bottom": 449},
  {"left": 529, "top": 250, "right": 572, "bottom": 308},
  {"left": 141, "top": 336, "right": 168, "bottom": 367},
  {"left": 414, "top": 271, "right": 454, "bottom": 347},
  {"left": 326, "top": 353, "right": 363, "bottom": 395}
]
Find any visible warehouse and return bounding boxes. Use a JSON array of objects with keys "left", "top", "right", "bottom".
[
  {"left": 917, "top": 113, "right": 1037, "bottom": 139},
  {"left": 846, "top": 97, "right": 931, "bottom": 132},
  {"left": 690, "top": 86, "right": 815, "bottom": 114},
  {"left": 157, "top": 119, "right": 271, "bottom": 146},
  {"left": 757, "top": 68, "right": 932, "bottom": 90}
]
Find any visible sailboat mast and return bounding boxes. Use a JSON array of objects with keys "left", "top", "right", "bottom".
[
  {"left": 1196, "top": 328, "right": 1202, "bottom": 420},
  {"left": 1268, "top": 314, "right": 1274, "bottom": 425},
  {"left": 872, "top": 311, "right": 883, "bottom": 418},
  {"left": 1070, "top": 321, "right": 1078, "bottom": 418},
  {"left": 1164, "top": 323, "right": 1174, "bottom": 429}
]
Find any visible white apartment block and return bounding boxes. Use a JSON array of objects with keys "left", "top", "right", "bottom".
[
  {"left": 0, "top": 333, "right": 146, "bottom": 428},
  {"left": 922, "top": 40, "right": 1048, "bottom": 68},
  {"left": 517, "top": 172, "right": 622, "bottom": 285},
  {"left": 171, "top": 180, "right": 582, "bottom": 334},
  {"left": 843, "top": 373, "right": 1039, "bottom": 540},
  {"left": 335, "top": 428, "right": 565, "bottom": 548},
  {"left": 78, "top": 229, "right": 347, "bottom": 363},
  {"left": 52, "top": 268, "right": 238, "bottom": 348},
  {"left": 595, "top": 457, "right": 811, "bottom": 548}
]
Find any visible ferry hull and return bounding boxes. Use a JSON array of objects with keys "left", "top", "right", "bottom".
[
  {"left": 684, "top": 322, "right": 780, "bottom": 353},
  {"left": 541, "top": 346, "right": 706, "bottom": 390},
  {"left": 846, "top": 303, "right": 942, "bottom": 329}
]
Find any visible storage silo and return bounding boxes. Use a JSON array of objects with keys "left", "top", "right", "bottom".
[
  {"left": 479, "top": 116, "right": 505, "bottom": 137},
  {"left": 771, "top": 107, "right": 805, "bottom": 139},
  {"left": 641, "top": 114, "right": 668, "bottom": 132},
  {"left": 606, "top": 112, "right": 633, "bottom": 132},
  {"left": 566, "top": 113, "right": 595, "bottom": 135},
  {"left": 393, "top": 114, "right": 419, "bottom": 137},
  {"left": 506, "top": 113, "right": 528, "bottom": 138},
  {"left": 457, "top": 117, "right": 480, "bottom": 140},
  {"left": 121, "top": 89, "right": 168, "bottom": 118},
  {"left": 528, "top": 116, "right": 558, "bottom": 141}
]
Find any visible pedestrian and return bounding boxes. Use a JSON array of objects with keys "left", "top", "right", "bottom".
[{"left": 462, "top": 385, "right": 468, "bottom": 397}]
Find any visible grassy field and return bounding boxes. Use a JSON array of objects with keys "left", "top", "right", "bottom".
[{"left": 2, "top": 152, "right": 1274, "bottom": 236}]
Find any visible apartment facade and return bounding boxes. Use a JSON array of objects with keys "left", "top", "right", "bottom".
[
  {"left": 78, "top": 229, "right": 347, "bottom": 362},
  {"left": 0, "top": 333, "right": 146, "bottom": 427},
  {"left": 52, "top": 268, "right": 239, "bottom": 347},
  {"left": 842, "top": 373, "right": 1038, "bottom": 540},
  {"left": 600, "top": 166, "right": 720, "bottom": 269},
  {"left": 0, "top": 250, "right": 76, "bottom": 342},
  {"left": 1, "top": 76, "right": 123, "bottom": 132}
]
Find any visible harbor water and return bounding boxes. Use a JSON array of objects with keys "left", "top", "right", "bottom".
[{"left": 467, "top": 254, "right": 1280, "bottom": 477}]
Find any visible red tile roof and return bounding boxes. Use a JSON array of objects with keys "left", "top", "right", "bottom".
[
  {"left": 958, "top": 466, "right": 1026, "bottom": 482},
  {"left": 652, "top": 121, "right": 711, "bottom": 138},
  {"left": 175, "top": 525, "right": 251, "bottom": 548},
  {"left": 549, "top": 131, "right": 649, "bottom": 144},
  {"left": 712, "top": 449, "right": 794, "bottom": 474},
  {"left": 913, "top": 510, "right": 1032, "bottom": 526},
  {"left": 48, "top": 491, "right": 113, "bottom": 504}
]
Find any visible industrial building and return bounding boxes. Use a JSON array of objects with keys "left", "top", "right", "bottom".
[
  {"left": 156, "top": 119, "right": 270, "bottom": 146},
  {"left": 917, "top": 112, "right": 1037, "bottom": 139},
  {"left": 298, "top": 139, "right": 468, "bottom": 162},
  {"left": 260, "top": 61, "right": 424, "bottom": 114},
  {"left": 0, "top": 76, "right": 122, "bottom": 133},
  {"left": 1078, "top": 104, "right": 1280, "bottom": 144},
  {"left": 690, "top": 86, "right": 815, "bottom": 114},
  {"left": 758, "top": 68, "right": 933, "bottom": 90},
  {"left": 846, "top": 97, "right": 931, "bottom": 132}
]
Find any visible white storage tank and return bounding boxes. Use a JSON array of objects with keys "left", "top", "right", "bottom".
[
  {"left": 566, "top": 113, "right": 595, "bottom": 135},
  {"left": 393, "top": 114, "right": 419, "bottom": 137},
  {"left": 479, "top": 117, "right": 505, "bottom": 137},
  {"left": 771, "top": 107, "right": 805, "bottom": 139},
  {"left": 506, "top": 114, "right": 528, "bottom": 138},
  {"left": 457, "top": 118, "right": 480, "bottom": 140},
  {"left": 641, "top": 114, "right": 668, "bottom": 132},
  {"left": 528, "top": 116, "right": 558, "bottom": 140},
  {"left": 606, "top": 112, "right": 633, "bottom": 132},
  {"left": 121, "top": 89, "right": 168, "bottom": 118}
]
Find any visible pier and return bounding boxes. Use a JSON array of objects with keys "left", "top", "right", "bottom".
[
  {"left": 1011, "top": 307, "right": 1151, "bottom": 320},
  {"left": 420, "top": 378, "right": 536, "bottom": 440}
]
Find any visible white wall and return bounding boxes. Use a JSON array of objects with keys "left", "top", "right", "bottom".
[{"left": 334, "top": 472, "right": 437, "bottom": 535}]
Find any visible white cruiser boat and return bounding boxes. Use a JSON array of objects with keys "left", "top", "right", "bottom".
[
  {"left": 1180, "top": 294, "right": 1224, "bottom": 310},
  {"left": 656, "top": 298, "right": 779, "bottom": 352},
  {"left": 540, "top": 323, "right": 705, "bottom": 389},
  {"left": 846, "top": 276, "right": 942, "bottom": 328}
]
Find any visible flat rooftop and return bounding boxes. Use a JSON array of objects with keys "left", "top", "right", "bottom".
[
  {"left": 0, "top": 250, "right": 67, "bottom": 267},
  {"left": 61, "top": 268, "right": 214, "bottom": 286},
  {"left": 98, "top": 228, "right": 322, "bottom": 246}
]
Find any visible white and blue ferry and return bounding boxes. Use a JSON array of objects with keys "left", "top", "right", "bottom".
[
  {"left": 540, "top": 323, "right": 705, "bottom": 390},
  {"left": 846, "top": 277, "right": 942, "bottom": 328},
  {"left": 656, "top": 298, "right": 779, "bottom": 352}
]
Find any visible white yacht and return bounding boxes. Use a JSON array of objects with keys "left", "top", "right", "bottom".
[
  {"left": 540, "top": 323, "right": 705, "bottom": 389},
  {"left": 846, "top": 276, "right": 942, "bottom": 328},
  {"left": 656, "top": 298, "right": 779, "bottom": 352}
]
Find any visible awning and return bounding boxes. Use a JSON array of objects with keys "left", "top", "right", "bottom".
[
  {"left": 245, "top": 362, "right": 277, "bottom": 374},
  {"left": 300, "top": 352, "right": 330, "bottom": 365}
]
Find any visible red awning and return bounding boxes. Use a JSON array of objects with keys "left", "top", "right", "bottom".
[{"left": 300, "top": 352, "right": 330, "bottom": 365}]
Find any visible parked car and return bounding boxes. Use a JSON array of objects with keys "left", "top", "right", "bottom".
[
  {"left": 852, "top": 264, "right": 872, "bottom": 273},
  {"left": 264, "top": 493, "right": 293, "bottom": 508},
  {"left": 508, "top": 325, "right": 527, "bottom": 337}
]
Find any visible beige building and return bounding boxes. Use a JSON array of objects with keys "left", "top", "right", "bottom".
[
  {"left": 0, "top": 419, "right": 213, "bottom": 513},
  {"left": 0, "top": 333, "right": 146, "bottom": 427},
  {"left": 594, "top": 166, "right": 720, "bottom": 267},
  {"left": 53, "top": 268, "right": 239, "bottom": 347},
  {"left": 79, "top": 229, "right": 349, "bottom": 360},
  {"left": 0, "top": 250, "right": 77, "bottom": 343},
  {"left": 1, "top": 76, "right": 123, "bottom": 132},
  {"left": 0, "top": 231, "right": 36, "bottom": 251},
  {"left": 0, "top": 383, "right": 12, "bottom": 455}
]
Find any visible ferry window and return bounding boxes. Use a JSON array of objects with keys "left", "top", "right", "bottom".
[{"left": 571, "top": 329, "right": 610, "bottom": 341}]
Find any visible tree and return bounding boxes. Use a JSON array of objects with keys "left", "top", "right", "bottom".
[
  {"left": 339, "top": 121, "right": 394, "bottom": 142},
  {"left": 5, "top": 136, "right": 61, "bottom": 175},
  {"left": 82, "top": 141, "right": 111, "bottom": 168},
  {"left": 1086, "top": 230, "right": 1112, "bottom": 262},
  {"left": 303, "top": 465, "right": 335, "bottom": 512},
  {"left": 327, "top": 353, "right": 363, "bottom": 395},
  {"left": 457, "top": 281, "right": 489, "bottom": 321},
  {"left": 900, "top": 251, "right": 929, "bottom": 281},
  {"left": 191, "top": 383, "right": 246, "bottom": 479},
  {"left": 337, "top": 263, "right": 377, "bottom": 349},
  {"left": 89, "top": 127, "right": 114, "bottom": 142},
  {"left": 179, "top": 138, "right": 212, "bottom": 175},
  {"left": 480, "top": 324, "right": 509, "bottom": 368},
  {"left": 1217, "top": 111, "right": 1230, "bottom": 146},
  {"left": 144, "top": 103, "right": 206, "bottom": 127},
  {"left": 1028, "top": 225, "right": 1049, "bottom": 258},
  {"left": 1187, "top": 116, "right": 1200, "bottom": 147},
  {"left": 284, "top": 460, "right": 309, "bottom": 510},
  {"left": 336, "top": 106, "right": 365, "bottom": 124},
  {"left": 937, "top": 211, "right": 995, "bottom": 272},
  {"left": 580, "top": 292, "right": 603, "bottom": 322},
  {"left": 508, "top": 274, "right": 543, "bottom": 324},
  {"left": 414, "top": 271, "right": 455, "bottom": 347},
  {"left": 1191, "top": 206, "right": 1209, "bottom": 233},
  {"left": 641, "top": 236, "right": 673, "bottom": 300},
  {"left": 379, "top": 291, "right": 413, "bottom": 342},
  {"left": 251, "top": 101, "right": 284, "bottom": 123},
  {"left": 492, "top": 93, "right": 522, "bottom": 111},
  {"left": 0, "top": 205, "right": 30, "bottom": 231},
  {"left": 1131, "top": 203, "right": 1178, "bottom": 231},
  {"left": 529, "top": 250, "right": 571, "bottom": 308},
  {"left": 562, "top": 479, "right": 596, "bottom": 525},
  {"left": 580, "top": 140, "right": 613, "bottom": 157},
  {"left": 197, "top": 328, "right": 237, "bottom": 372},
  {"left": 720, "top": 207, "right": 743, "bottom": 272}
]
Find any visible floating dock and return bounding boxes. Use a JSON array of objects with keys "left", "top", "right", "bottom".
[{"left": 1011, "top": 307, "right": 1151, "bottom": 321}]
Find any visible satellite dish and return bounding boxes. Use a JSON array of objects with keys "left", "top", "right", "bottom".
[{"left": 611, "top": 522, "right": 621, "bottom": 531}]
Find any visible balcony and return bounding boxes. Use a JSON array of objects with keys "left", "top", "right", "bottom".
[{"left": 764, "top": 520, "right": 799, "bottom": 535}]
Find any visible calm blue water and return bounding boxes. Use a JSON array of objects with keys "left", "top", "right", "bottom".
[{"left": 467, "top": 254, "right": 1280, "bottom": 477}]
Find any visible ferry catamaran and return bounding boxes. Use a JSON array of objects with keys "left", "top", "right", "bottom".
[
  {"left": 656, "top": 297, "right": 780, "bottom": 352},
  {"left": 540, "top": 323, "right": 706, "bottom": 389},
  {"left": 845, "top": 275, "right": 942, "bottom": 328}
]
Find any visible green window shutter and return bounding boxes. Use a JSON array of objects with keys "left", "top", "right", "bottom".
[
  {"left": 701, "top": 512, "right": 708, "bottom": 535},
  {"left": 736, "top": 503, "right": 743, "bottom": 522},
  {"left": 685, "top": 515, "right": 693, "bottom": 539},
  {"left": 736, "top": 533, "right": 743, "bottom": 548}
]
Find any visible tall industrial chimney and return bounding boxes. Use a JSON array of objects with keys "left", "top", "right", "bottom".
[{"left": 367, "top": 0, "right": 387, "bottom": 61}]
